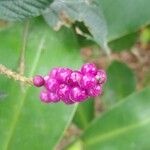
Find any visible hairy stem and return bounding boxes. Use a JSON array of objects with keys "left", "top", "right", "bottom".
[
  {"left": 18, "top": 20, "right": 30, "bottom": 90},
  {"left": 0, "top": 64, "right": 33, "bottom": 85},
  {"left": 18, "top": 20, "right": 29, "bottom": 75}
]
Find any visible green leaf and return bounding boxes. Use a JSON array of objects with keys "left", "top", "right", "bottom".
[
  {"left": 143, "top": 71, "right": 150, "bottom": 87},
  {"left": 0, "top": 18, "right": 82, "bottom": 150},
  {"left": 109, "top": 32, "right": 138, "bottom": 52},
  {"left": 103, "top": 61, "right": 136, "bottom": 108},
  {"left": 73, "top": 99, "right": 94, "bottom": 129},
  {"left": 98, "top": 0, "right": 150, "bottom": 41},
  {"left": 43, "top": 0, "right": 108, "bottom": 50},
  {"left": 0, "top": 0, "right": 53, "bottom": 21},
  {"left": 81, "top": 86, "right": 150, "bottom": 150}
]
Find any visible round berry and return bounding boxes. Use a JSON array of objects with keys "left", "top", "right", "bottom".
[
  {"left": 57, "top": 84, "right": 71, "bottom": 100},
  {"left": 80, "top": 74, "right": 97, "bottom": 89},
  {"left": 81, "top": 63, "right": 97, "bottom": 75},
  {"left": 45, "top": 78, "right": 59, "bottom": 92},
  {"left": 48, "top": 92, "right": 60, "bottom": 103},
  {"left": 57, "top": 84, "right": 74, "bottom": 104},
  {"left": 49, "top": 68, "right": 61, "bottom": 78},
  {"left": 95, "top": 69, "right": 107, "bottom": 84},
  {"left": 56, "top": 68, "right": 72, "bottom": 83},
  {"left": 67, "top": 71, "right": 83, "bottom": 86},
  {"left": 87, "top": 84, "right": 102, "bottom": 97},
  {"left": 33, "top": 75, "right": 45, "bottom": 87},
  {"left": 70, "top": 87, "right": 88, "bottom": 102},
  {"left": 40, "top": 90, "right": 51, "bottom": 103}
]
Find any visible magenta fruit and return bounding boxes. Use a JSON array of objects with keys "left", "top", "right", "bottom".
[
  {"left": 70, "top": 87, "right": 88, "bottom": 102},
  {"left": 88, "top": 84, "right": 102, "bottom": 97},
  {"left": 45, "top": 78, "right": 59, "bottom": 92},
  {"left": 57, "top": 84, "right": 71, "bottom": 100},
  {"left": 48, "top": 92, "right": 60, "bottom": 103},
  {"left": 95, "top": 69, "right": 107, "bottom": 84},
  {"left": 34, "top": 63, "right": 107, "bottom": 105},
  {"left": 57, "top": 84, "right": 74, "bottom": 104},
  {"left": 56, "top": 68, "right": 72, "bottom": 83},
  {"left": 81, "top": 63, "right": 97, "bottom": 75},
  {"left": 80, "top": 74, "right": 97, "bottom": 89},
  {"left": 33, "top": 75, "right": 45, "bottom": 87},
  {"left": 40, "top": 90, "right": 51, "bottom": 103},
  {"left": 67, "top": 71, "right": 83, "bottom": 86},
  {"left": 49, "top": 68, "right": 61, "bottom": 78}
]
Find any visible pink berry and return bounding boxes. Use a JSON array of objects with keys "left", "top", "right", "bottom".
[
  {"left": 57, "top": 84, "right": 71, "bottom": 100},
  {"left": 80, "top": 74, "right": 97, "bottom": 89},
  {"left": 48, "top": 92, "right": 60, "bottom": 103},
  {"left": 95, "top": 69, "right": 107, "bottom": 84},
  {"left": 67, "top": 71, "right": 83, "bottom": 86},
  {"left": 88, "top": 84, "right": 102, "bottom": 97},
  {"left": 45, "top": 78, "right": 59, "bottom": 92},
  {"left": 57, "top": 84, "right": 74, "bottom": 104},
  {"left": 40, "top": 90, "right": 51, "bottom": 103},
  {"left": 49, "top": 68, "right": 61, "bottom": 78},
  {"left": 56, "top": 68, "right": 72, "bottom": 83},
  {"left": 33, "top": 75, "right": 45, "bottom": 87},
  {"left": 70, "top": 87, "right": 88, "bottom": 102},
  {"left": 81, "top": 63, "right": 97, "bottom": 75}
]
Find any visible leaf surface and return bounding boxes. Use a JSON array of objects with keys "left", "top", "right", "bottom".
[
  {"left": 103, "top": 61, "right": 136, "bottom": 108},
  {"left": 0, "top": 19, "right": 81, "bottom": 150},
  {"left": 0, "top": 0, "right": 53, "bottom": 21},
  {"left": 81, "top": 87, "right": 150, "bottom": 150}
]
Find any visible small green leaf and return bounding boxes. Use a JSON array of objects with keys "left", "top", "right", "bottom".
[
  {"left": 0, "top": 0, "right": 53, "bottom": 21},
  {"left": 81, "top": 86, "right": 150, "bottom": 150},
  {"left": 103, "top": 61, "right": 136, "bottom": 108},
  {"left": 0, "top": 18, "right": 82, "bottom": 150},
  {"left": 73, "top": 99, "right": 94, "bottom": 129}
]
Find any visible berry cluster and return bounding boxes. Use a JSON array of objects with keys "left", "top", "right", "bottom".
[{"left": 33, "top": 63, "right": 107, "bottom": 105}]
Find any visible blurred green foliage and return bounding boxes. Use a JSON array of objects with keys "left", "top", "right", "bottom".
[{"left": 0, "top": 0, "right": 150, "bottom": 150}]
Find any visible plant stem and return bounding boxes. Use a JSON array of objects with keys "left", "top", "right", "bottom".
[
  {"left": 18, "top": 20, "right": 30, "bottom": 90},
  {"left": 0, "top": 64, "right": 33, "bottom": 85},
  {"left": 18, "top": 20, "right": 29, "bottom": 75}
]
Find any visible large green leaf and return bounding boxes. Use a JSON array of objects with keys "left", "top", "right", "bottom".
[
  {"left": 81, "top": 86, "right": 150, "bottom": 150},
  {"left": 43, "top": 0, "right": 108, "bottom": 50},
  {"left": 0, "top": 0, "right": 53, "bottom": 21},
  {"left": 0, "top": 18, "right": 82, "bottom": 150},
  {"left": 103, "top": 61, "right": 136, "bottom": 108},
  {"left": 73, "top": 99, "right": 94, "bottom": 129},
  {"left": 44, "top": 0, "right": 150, "bottom": 50},
  {"left": 98, "top": 0, "right": 150, "bottom": 41}
]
